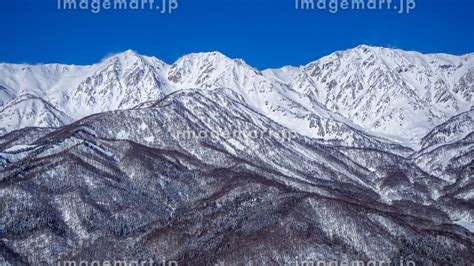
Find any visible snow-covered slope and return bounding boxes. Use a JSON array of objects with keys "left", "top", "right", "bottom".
[
  {"left": 0, "top": 94, "right": 72, "bottom": 135},
  {"left": 284, "top": 45, "right": 474, "bottom": 144},
  {"left": 0, "top": 85, "right": 15, "bottom": 107},
  {"left": 166, "top": 51, "right": 411, "bottom": 151},
  {"left": 412, "top": 109, "right": 473, "bottom": 182},
  {"left": 1, "top": 48, "right": 473, "bottom": 264},
  {"left": 1, "top": 88, "right": 472, "bottom": 264},
  {"left": 0, "top": 51, "right": 173, "bottom": 120},
  {"left": 0, "top": 62, "right": 73, "bottom": 98},
  {"left": 59, "top": 50, "right": 173, "bottom": 118},
  {"left": 1, "top": 46, "right": 473, "bottom": 150},
  {"left": 420, "top": 108, "right": 474, "bottom": 150}
]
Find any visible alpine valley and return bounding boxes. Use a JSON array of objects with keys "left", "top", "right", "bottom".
[{"left": 0, "top": 45, "right": 473, "bottom": 265}]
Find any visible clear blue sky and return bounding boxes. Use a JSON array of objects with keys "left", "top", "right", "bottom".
[{"left": 0, "top": 0, "right": 473, "bottom": 69}]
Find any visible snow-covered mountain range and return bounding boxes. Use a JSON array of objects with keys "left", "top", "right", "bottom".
[
  {"left": 1, "top": 46, "right": 473, "bottom": 264},
  {"left": 1, "top": 45, "right": 472, "bottom": 148}
]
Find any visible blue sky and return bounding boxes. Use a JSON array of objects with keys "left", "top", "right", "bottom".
[{"left": 0, "top": 0, "right": 473, "bottom": 69}]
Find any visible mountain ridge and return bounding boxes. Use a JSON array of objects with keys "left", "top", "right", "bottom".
[
  {"left": 1, "top": 46, "right": 473, "bottom": 264},
  {"left": 1, "top": 45, "right": 473, "bottom": 149},
  {"left": 1, "top": 87, "right": 472, "bottom": 264}
]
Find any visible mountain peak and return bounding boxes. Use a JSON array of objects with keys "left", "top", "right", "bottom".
[
  {"left": 175, "top": 51, "right": 233, "bottom": 63},
  {"left": 355, "top": 44, "right": 375, "bottom": 50},
  {"left": 105, "top": 49, "right": 141, "bottom": 62},
  {"left": 170, "top": 51, "right": 257, "bottom": 76},
  {"left": 347, "top": 44, "right": 394, "bottom": 56},
  {"left": 199, "top": 51, "right": 226, "bottom": 57},
  {"left": 122, "top": 49, "right": 138, "bottom": 55}
]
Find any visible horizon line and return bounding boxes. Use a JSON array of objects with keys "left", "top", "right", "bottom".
[{"left": 1, "top": 44, "right": 473, "bottom": 70}]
